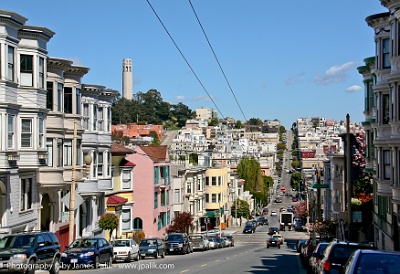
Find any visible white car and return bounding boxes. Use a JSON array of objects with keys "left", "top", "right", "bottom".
[
  {"left": 111, "top": 239, "right": 140, "bottom": 262},
  {"left": 271, "top": 210, "right": 277, "bottom": 216}
]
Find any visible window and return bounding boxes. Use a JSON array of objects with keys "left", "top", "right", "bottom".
[
  {"left": 76, "top": 88, "right": 81, "bottom": 115},
  {"left": 64, "top": 140, "right": 72, "bottom": 166},
  {"left": 8, "top": 115, "right": 15, "bottom": 149},
  {"left": 20, "top": 55, "right": 33, "bottom": 86},
  {"left": 161, "top": 190, "right": 166, "bottom": 206},
  {"left": 20, "top": 177, "right": 32, "bottom": 211},
  {"left": 92, "top": 152, "right": 97, "bottom": 178},
  {"left": 186, "top": 182, "right": 191, "bottom": 194},
  {"left": 174, "top": 189, "right": 180, "bottom": 204},
  {"left": 197, "top": 178, "right": 201, "bottom": 191},
  {"left": 38, "top": 57, "right": 44, "bottom": 89},
  {"left": 64, "top": 87, "right": 72, "bottom": 114},
  {"left": 56, "top": 83, "right": 62, "bottom": 112},
  {"left": 212, "top": 194, "right": 217, "bottom": 203},
  {"left": 382, "top": 94, "right": 390, "bottom": 124},
  {"left": 107, "top": 108, "right": 111, "bottom": 132},
  {"left": 56, "top": 139, "right": 62, "bottom": 167},
  {"left": 7, "top": 46, "right": 14, "bottom": 81},
  {"left": 46, "top": 82, "right": 53, "bottom": 110},
  {"left": 38, "top": 118, "right": 44, "bottom": 148},
  {"left": 206, "top": 177, "right": 209, "bottom": 186},
  {"left": 46, "top": 139, "right": 53, "bottom": 167},
  {"left": 205, "top": 194, "right": 209, "bottom": 203},
  {"left": 82, "top": 103, "right": 89, "bottom": 129},
  {"left": 154, "top": 192, "right": 158, "bottom": 209},
  {"left": 212, "top": 177, "right": 216, "bottom": 186},
  {"left": 121, "top": 208, "right": 131, "bottom": 231},
  {"left": 98, "top": 107, "right": 104, "bottom": 131},
  {"left": 93, "top": 105, "right": 97, "bottom": 131},
  {"left": 21, "top": 119, "right": 32, "bottom": 148},
  {"left": 383, "top": 150, "right": 391, "bottom": 180},
  {"left": 133, "top": 218, "right": 143, "bottom": 230},
  {"left": 121, "top": 169, "right": 131, "bottom": 190},
  {"left": 382, "top": 38, "right": 390, "bottom": 69},
  {"left": 98, "top": 151, "right": 103, "bottom": 177}
]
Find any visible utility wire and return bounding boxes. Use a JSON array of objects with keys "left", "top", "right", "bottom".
[
  {"left": 146, "top": 0, "right": 226, "bottom": 120},
  {"left": 189, "top": 0, "right": 248, "bottom": 123}
]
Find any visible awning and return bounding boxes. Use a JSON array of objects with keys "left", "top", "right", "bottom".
[
  {"left": 204, "top": 211, "right": 216, "bottom": 218},
  {"left": 107, "top": 195, "right": 128, "bottom": 206}
]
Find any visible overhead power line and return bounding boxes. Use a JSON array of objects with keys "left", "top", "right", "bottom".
[
  {"left": 146, "top": 0, "right": 226, "bottom": 120},
  {"left": 188, "top": 0, "right": 248, "bottom": 123}
]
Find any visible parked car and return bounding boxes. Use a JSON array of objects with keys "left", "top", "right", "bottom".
[
  {"left": 296, "top": 239, "right": 308, "bottom": 253},
  {"left": 221, "top": 236, "right": 231, "bottom": 247},
  {"left": 208, "top": 237, "right": 219, "bottom": 249},
  {"left": 342, "top": 249, "right": 400, "bottom": 274},
  {"left": 268, "top": 227, "right": 279, "bottom": 235},
  {"left": 243, "top": 223, "right": 255, "bottom": 234},
  {"left": 0, "top": 231, "right": 61, "bottom": 274},
  {"left": 165, "top": 233, "right": 191, "bottom": 255},
  {"left": 111, "top": 239, "right": 139, "bottom": 262},
  {"left": 271, "top": 210, "right": 278, "bottom": 216},
  {"left": 139, "top": 238, "right": 166, "bottom": 259},
  {"left": 266, "top": 237, "right": 281, "bottom": 248},
  {"left": 61, "top": 237, "right": 113, "bottom": 269},
  {"left": 308, "top": 242, "right": 329, "bottom": 274},
  {"left": 224, "top": 235, "right": 235, "bottom": 247},
  {"left": 315, "top": 241, "right": 376, "bottom": 274},
  {"left": 189, "top": 235, "right": 209, "bottom": 251}
]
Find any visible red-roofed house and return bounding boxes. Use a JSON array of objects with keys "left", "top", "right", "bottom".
[{"left": 125, "top": 145, "right": 171, "bottom": 238}]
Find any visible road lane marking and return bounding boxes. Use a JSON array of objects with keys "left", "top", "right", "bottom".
[
  {"left": 201, "top": 264, "right": 208, "bottom": 267},
  {"left": 180, "top": 270, "right": 189, "bottom": 273}
]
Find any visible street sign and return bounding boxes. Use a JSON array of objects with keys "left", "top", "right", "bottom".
[
  {"left": 61, "top": 191, "right": 84, "bottom": 208},
  {"left": 311, "top": 184, "right": 329, "bottom": 189}
]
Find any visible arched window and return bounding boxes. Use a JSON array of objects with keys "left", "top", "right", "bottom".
[{"left": 133, "top": 217, "right": 143, "bottom": 230}]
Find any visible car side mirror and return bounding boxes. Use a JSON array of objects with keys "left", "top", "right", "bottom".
[{"left": 38, "top": 242, "right": 45, "bottom": 247}]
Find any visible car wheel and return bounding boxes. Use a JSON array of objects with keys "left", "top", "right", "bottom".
[
  {"left": 267, "top": 246, "right": 269, "bottom": 249},
  {"left": 94, "top": 256, "right": 100, "bottom": 269},
  {"left": 278, "top": 245, "right": 281, "bottom": 249},
  {"left": 134, "top": 252, "right": 140, "bottom": 261},
  {"left": 161, "top": 250, "right": 165, "bottom": 258},
  {"left": 154, "top": 251, "right": 159, "bottom": 259},
  {"left": 125, "top": 252, "right": 132, "bottom": 263},
  {"left": 49, "top": 257, "right": 60, "bottom": 274},
  {"left": 25, "top": 259, "right": 35, "bottom": 274}
]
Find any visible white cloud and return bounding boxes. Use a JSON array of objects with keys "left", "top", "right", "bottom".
[
  {"left": 175, "top": 95, "right": 186, "bottom": 101},
  {"left": 314, "top": 62, "right": 358, "bottom": 85},
  {"left": 346, "top": 85, "right": 362, "bottom": 93}
]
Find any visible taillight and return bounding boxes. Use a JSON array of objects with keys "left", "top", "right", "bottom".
[{"left": 323, "top": 260, "right": 331, "bottom": 272}]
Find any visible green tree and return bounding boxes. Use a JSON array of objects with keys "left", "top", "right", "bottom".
[
  {"left": 149, "top": 131, "right": 161, "bottom": 146},
  {"left": 290, "top": 172, "right": 302, "bottom": 191},
  {"left": 99, "top": 213, "right": 119, "bottom": 238},
  {"left": 235, "top": 120, "right": 242, "bottom": 129},
  {"left": 237, "top": 156, "right": 264, "bottom": 193},
  {"left": 189, "top": 153, "right": 198, "bottom": 165},
  {"left": 231, "top": 199, "right": 250, "bottom": 226},
  {"left": 247, "top": 118, "right": 263, "bottom": 125},
  {"left": 171, "top": 103, "right": 195, "bottom": 128},
  {"left": 208, "top": 118, "right": 219, "bottom": 126}
]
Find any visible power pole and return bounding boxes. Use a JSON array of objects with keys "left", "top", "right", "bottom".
[
  {"left": 346, "top": 114, "right": 352, "bottom": 241},
  {"left": 69, "top": 120, "right": 78, "bottom": 244}
]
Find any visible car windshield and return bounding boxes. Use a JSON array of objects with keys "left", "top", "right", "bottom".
[
  {"left": 112, "top": 240, "right": 131, "bottom": 247},
  {"left": 0, "top": 235, "right": 35, "bottom": 248},
  {"left": 70, "top": 239, "right": 97, "bottom": 248},
  {"left": 140, "top": 240, "right": 157, "bottom": 247},
  {"left": 166, "top": 235, "right": 183, "bottom": 241}
]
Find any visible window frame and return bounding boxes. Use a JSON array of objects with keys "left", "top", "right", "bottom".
[
  {"left": 20, "top": 118, "right": 33, "bottom": 148},
  {"left": 20, "top": 54, "right": 33, "bottom": 87}
]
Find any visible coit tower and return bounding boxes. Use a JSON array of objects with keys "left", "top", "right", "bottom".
[{"left": 122, "top": 58, "right": 132, "bottom": 100}]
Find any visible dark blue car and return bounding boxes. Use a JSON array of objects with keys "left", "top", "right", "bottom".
[{"left": 61, "top": 238, "right": 113, "bottom": 269}]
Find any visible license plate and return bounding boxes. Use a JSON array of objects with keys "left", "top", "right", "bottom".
[
  {"left": 70, "top": 259, "right": 78, "bottom": 263},
  {"left": 170, "top": 249, "right": 173, "bottom": 251},
  {"left": 272, "top": 242, "right": 275, "bottom": 244},
  {"left": 0, "top": 263, "right": 3, "bottom": 268}
]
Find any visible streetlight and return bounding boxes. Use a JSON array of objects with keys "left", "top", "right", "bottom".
[{"left": 69, "top": 120, "right": 92, "bottom": 244}]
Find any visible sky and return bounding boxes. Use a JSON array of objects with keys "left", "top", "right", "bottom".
[{"left": 0, "top": 0, "right": 389, "bottom": 128}]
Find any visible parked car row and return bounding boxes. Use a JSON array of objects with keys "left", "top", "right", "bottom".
[{"left": 300, "top": 238, "right": 400, "bottom": 274}]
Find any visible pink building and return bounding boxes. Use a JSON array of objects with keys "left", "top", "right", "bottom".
[{"left": 126, "top": 145, "right": 171, "bottom": 238}]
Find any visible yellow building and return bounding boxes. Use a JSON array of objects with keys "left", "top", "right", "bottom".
[{"left": 204, "top": 167, "right": 230, "bottom": 230}]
